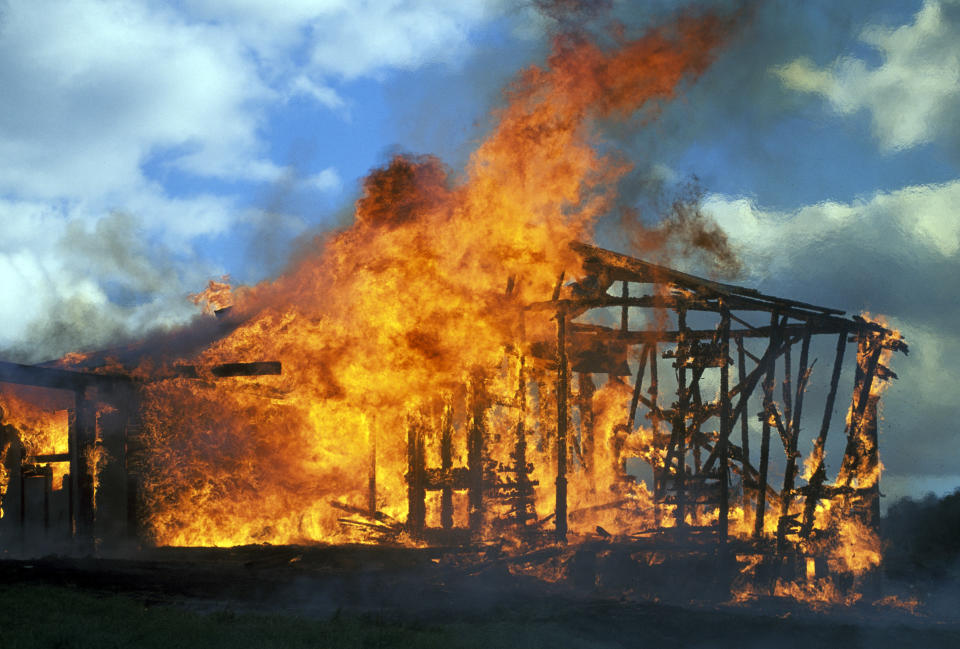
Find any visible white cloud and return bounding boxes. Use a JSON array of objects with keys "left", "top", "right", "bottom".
[
  {"left": 774, "top": 0, "right": 960, "bottom": 151},
  {"left": 704, "top": 181, "right": 960, "bottom": 479},
  {"left": 0, "top": 202, "right": 210, "bottom": 360},
  {"left": 184, "top": 1, "right": 504, "bottom": 77},
  {"left": 0, "top": 1, "right": 510, "bottom": 359},
  {"left": 705, "top": 179, "right": 960, "bottom": 273},
  {"left": 0, "top": 0, "right": 274, "bottom": 199},
  {"left": 304, "top": 167, "right": 342, "bottom": 193},
  {"left": 289, "top": 75, "right": 347, "bottom": 112}
]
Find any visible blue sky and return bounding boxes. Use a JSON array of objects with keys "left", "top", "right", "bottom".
[{"left": 1, "top": 0, "right": 958, "bottom": 501}]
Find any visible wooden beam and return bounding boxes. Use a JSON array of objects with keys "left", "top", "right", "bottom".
[
  {"left": 777, "top": 323, "right": 812, "bottom": 551},
  {"left": 626, "top": 344, "right": 651, "bottom": 432},
  {"left": 754, "top": 312, "right": 781, "bottom": 539},
  {"left": 555, "top": 310, "right": 569, "bottom": 541},
  {"left": 736, "top": 336, "right": 750, "bottom": 465},
  {"left": 718, "top": 305, "right": 731, "bottom": 544},
  {"left": 440, "top": 403, "right": 453, "bottom": 530},
  {"left": 800, "top": 327, "right": 849, "bottom": 538},
  {"left": 0, "top": 361, "right": 130, "bottom": 392}
]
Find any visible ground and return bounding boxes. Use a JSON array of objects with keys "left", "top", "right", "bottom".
[{"left": 0, "top": 546, "right": 958, "bottom": 649}]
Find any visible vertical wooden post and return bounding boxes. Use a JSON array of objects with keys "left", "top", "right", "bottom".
[
  {"left": 777, "top": 323, "right": 812, "bottom": 551},
  {"left": 468, "top": 379, "right": 485, "bottom": 534},
  {"left": 800, "top": 327, "right": 848, "bottom": 538},
  {"left": 648, "top": 343, "right": 661, "bottom": 525},
  {"left": 96, "top": 393, "right": 131, "bottom": 551},
  {"left": 555, "top": 309, "right": 569, "bottom": 542},
  {"left": 840, "top": 332, "right": 884, "bottom": 485},
  {"left": 440, "top": 403, "right": 453, "bottom": 530},
  {"left": 577, "top": 372, "right": 595, "bottom": 481},
  {"left": 514, "top": 356, "right": 534, "bottom": 531},
  {"left": 71, "top": 388, "right": 96, "bottom": 550},
  {"left": 43, "top": 465, "right": 52, "bottom": 536},
  {"left": 753, "top": 312, "right": 779, "bottom": 539},
  {"left": 718, "top": 305, "right": 731, "bottom": 544},
  {"left": 406, "top": 418, "right": 425, "bottom": 535},
  {"left": 782, "top": 340, "right": 793, "bottom": 436},
  {"left": 0, "top": 434, "right": 23, "bottom": 549},
  {"left": 840, "top": 331, "right": 884, "bottom": 528},
  {"left": 736, "top": 336, "right": 750, "bottom": 464},
  {"left": 620, "top": 281, "right": 629, "bottom": 333},
  {"left": 627, "top": 345, "right": 649, "bottom": 434},
  {"left": 674, "top": 308, "right": 688, "bottom": 528}
]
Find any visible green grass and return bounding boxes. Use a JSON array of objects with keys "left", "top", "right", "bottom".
[
  {"left": 0, "top": 584, "right": 606, "bottom": 649},
  {"left": 3, "top": 582, "right": 960, "bottom": 649}
]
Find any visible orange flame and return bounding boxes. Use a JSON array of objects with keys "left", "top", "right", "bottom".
[{"left": 132, "top": 13, "right": 732, "bottom": 547}]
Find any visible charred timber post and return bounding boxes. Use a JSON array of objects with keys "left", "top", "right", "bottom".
[
  {"left": 648, "top": 343, "right": 661, "bottom": 522},
  {"left": 735, "top": 336, "right": 750, "bottom": 465},
  {"left": 754, "top": 312, "right": 780, "bottom": 539},
  {"left": 626, "top": 345, "right": 650, "bottom": 438},
  {"left": 674, "top": 307, "right": 689, "bottom": 528},
  {"left": 514, "top": 356, "right": 535, "bottom": 530},
  {"left": 406, "top": 418, "right": 426, "bottom": 535},
  {"left": 577, "top": 372, "right": 596, "bottom": 480},
  {"left": 800, "top": 327, "right": 848, "bottom": 538},
  {"left": 620, "top": 281, "right": 629, "bottom": 333},
  {"left": 839, "top": 332, "right": 884, "bottom": 486},
  {"left": 555, "top": 309, "right": 569, "bottom": 541},
  {"left": 840, "top": 331, "right": 884, "bottom": 526},
  {"left": 440, "top": 403, "right": 453, "bottom": 530},
  {"left": 468, "top": 379, "right": 485, "bottom": 534},
  {"left": 777, "top": 323, "right": 812, "bottom": 552},
  {"left": 0, "top": 429, "right": 23, "bottom": 550},
  {"left": 691, "top": 373, "right": 703, "bottom": 477},
  {"left": 71, "top": 388, "right": 96, "bottom": 549},
  {"left": 718, "top": 305, "right": 731, "bottom": 544}
]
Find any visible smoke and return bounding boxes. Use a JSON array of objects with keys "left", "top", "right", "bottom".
[
  {"left": 533, "top": 0, "right": 614, "bottom": 27},
  {"left": 355, "top": 155, "right": 452, "bottom": 230},
  {"left": 1, "top": 211, "right": 207, "bottom": 364},
  {"left": 527, "top": 0, "right": 746, "bottom": 278},
  {"left": 616, "top": 175, "right": 743, "bottom": 279}
]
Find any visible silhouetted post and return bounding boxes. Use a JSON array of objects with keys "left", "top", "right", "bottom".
[{"left": 555, "top": 309, "right": 569, "bottom": 542}]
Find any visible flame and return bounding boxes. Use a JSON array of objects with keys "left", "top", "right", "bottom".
[
  {"left": 0, "top": 387, "right": 70, "bottom": 492},
  {"left": 190, "top": 276, "right": 235, "bottom": 314},
  {"left": 130, "top": 12, "right": 731, "bottom": 547}
]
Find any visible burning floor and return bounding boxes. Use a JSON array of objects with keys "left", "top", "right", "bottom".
[{"left": 0, "top": 242, "right": 912, "bottom": 612}]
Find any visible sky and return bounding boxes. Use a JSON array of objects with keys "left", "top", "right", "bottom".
[{"left": 1, "top": 0, "right": 958, "bottom": 504}]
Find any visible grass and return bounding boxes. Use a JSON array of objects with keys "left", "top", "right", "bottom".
[
  {"left": 2, "top": 582, "right": 960, "bottom": 649},
  {"left": 0, "top": 584, "right": 609, "bottom": 649}
]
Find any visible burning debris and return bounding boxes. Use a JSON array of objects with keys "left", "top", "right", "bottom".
[{"left": 0, "top": 7, "right": 912, "bottom": 610}]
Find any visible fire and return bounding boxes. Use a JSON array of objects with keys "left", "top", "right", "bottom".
[
  {"left": 0, "top": 387, "right": 70, "bottom": 494},
  {"left": 0, "top": 6, "right": 907, "bottom": 615},
  {"left": 131, "top": 12, "right": 732, "bottom": 547}
]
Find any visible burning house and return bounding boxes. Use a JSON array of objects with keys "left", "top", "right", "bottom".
[
  {"left": 0, "top": 237, "right": 907, "bottom": 603},
  {"left": 0, "top": 9, "right": 913, "bottom": 607}
]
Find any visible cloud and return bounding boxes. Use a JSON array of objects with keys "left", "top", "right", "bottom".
[
  {"left": 0, "top": 1, "right": 511, "bottom": 360},
  {"left": 0, "top": 204, "right": 212, "bottom": 362},
  {"left": 774, "top": 0, "right": 960, "bottom": 151},
  {"left": 304, "top": 168, "right": 343, "bottom": 193},
  {"left": 0, "top": 0, "right": 275, "bottom": 198},
  {"left": 181, "top": 1, "right": 508, "bottom": 84},
  {"left": 705, "top": 180, "right": 960, "bottom": 476},
  {"left": 706, "top": 179, "right": 960, "bottom": 271},
  {"left": 288, "top": 75, "right": 347, "bottom": 112}
]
